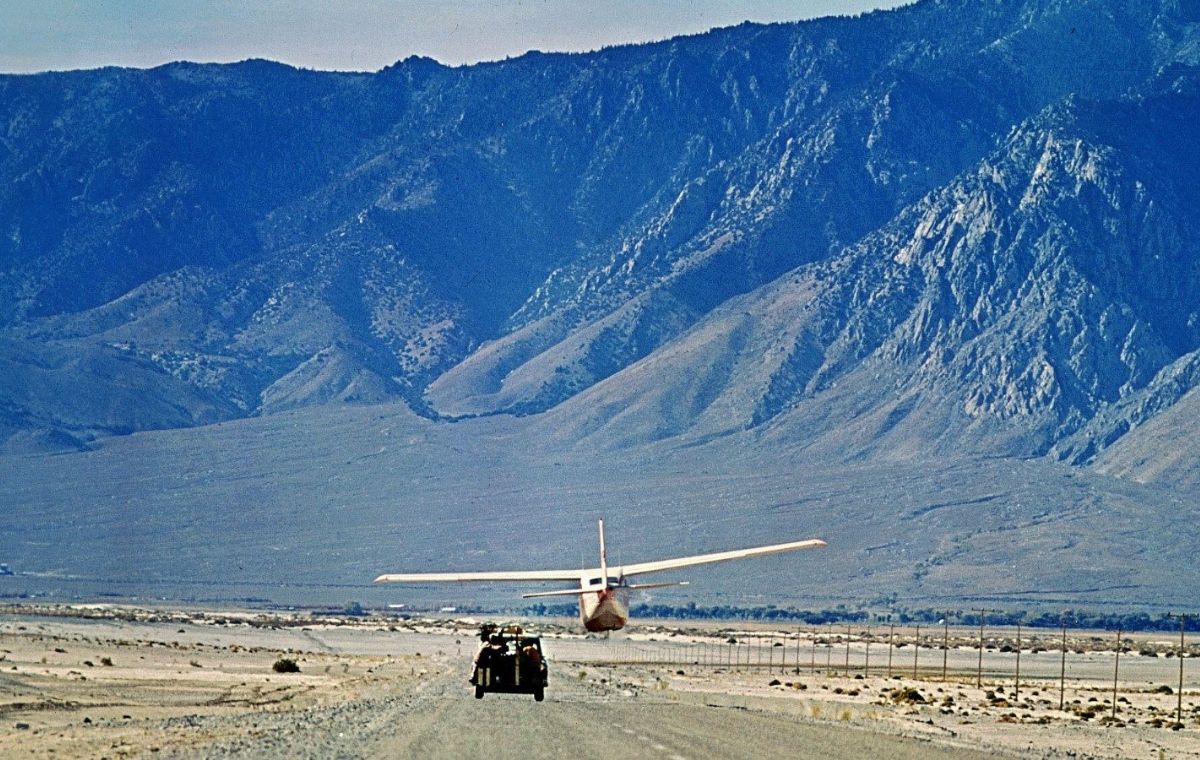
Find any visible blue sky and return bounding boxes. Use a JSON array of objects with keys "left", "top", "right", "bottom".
[{"left": 1, "top": 1, "right": 912, "bottom": 73}]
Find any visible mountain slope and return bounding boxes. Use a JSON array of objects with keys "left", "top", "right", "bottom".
[
  {"left": 1, "top": 403, "right": 1194, "bottom": 610},
  {"left": 424, "top": 0, "right": 1199, "bottom": 424},
  {"left": 531, "top": 71, "right": 1200, "bottom": 461},
  {"left": 0, "top": 0, "right": 1198, "bottom": 477}
]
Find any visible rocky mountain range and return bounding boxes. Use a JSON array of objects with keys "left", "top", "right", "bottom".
[{"left": 2, "top": 0, "right": 1199, "bottom": 489}]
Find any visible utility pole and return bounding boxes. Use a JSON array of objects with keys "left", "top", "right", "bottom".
[
  {"left": 973, "top": 608, "right": 997, "bottom": 688},
  {"left": 913, "top": 624, "right": 921, "bottom": 679},
  {"left": 1059, "top": 614, "right": 1068, "bottom": 711},
  {"left": 887, "top": 622, "right": 895, "bottom": 678},
  {"left": 845, "top": 623, "right": 852, "bottom": 676},
  {"left": 1170, "top": 613, "right": 1188, "bottom": 728},
  {"left": 1112, "top": 628, "right": 1122, "bottom": 722},
  {"left": 977, "top": 609, "right": 986, "bottom": 687},
  {"left": 1179, "top": 614, "right": 1187, "bottom": 729},
  {"left": 942, "top": 616, "right": 950, "bottom": 682},
  {"left": 811, "top": 629, "right": 817, "bottom": 673},
  {"left": 1015, "top": 622, "right": 1022, "bottom": 702},
  {"left": 864, "top": 624, "right": 871, "bottom": 677}
]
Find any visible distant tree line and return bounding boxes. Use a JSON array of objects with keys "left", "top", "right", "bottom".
[{"left": 520, "top": 602, "right": 1200, "bottom": 633}]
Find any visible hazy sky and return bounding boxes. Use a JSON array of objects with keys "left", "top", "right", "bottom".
[{"left": 1, "top": 1, "right": 913, "bottom": 74}]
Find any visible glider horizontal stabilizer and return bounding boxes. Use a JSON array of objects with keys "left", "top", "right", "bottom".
[
  {"left": 622, "top": 580, "right": 690, "bottom": 591},
  {"left": 374, "top": 569, "right": 583, "bottom": 584}
]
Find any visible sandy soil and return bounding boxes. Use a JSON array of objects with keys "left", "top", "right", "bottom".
[
  {"left": 1, "top": 606, "right": 1198, "bottom": 759},
  {"left": 0, "top": 607, "right": 430, "bottom": 758}
]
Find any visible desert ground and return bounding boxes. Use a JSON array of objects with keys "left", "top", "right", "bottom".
[{"left": 1, "top": 605, "right": 1198, "bottom": 759}]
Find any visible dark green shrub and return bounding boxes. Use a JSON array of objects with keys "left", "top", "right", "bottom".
[{"left": 272, "top": 657, "right": 300, "bottom": 673}]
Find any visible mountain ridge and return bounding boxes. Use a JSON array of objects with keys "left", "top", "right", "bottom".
[{"left": 1, "top": 0, "right": 1198, "bottom": 484}]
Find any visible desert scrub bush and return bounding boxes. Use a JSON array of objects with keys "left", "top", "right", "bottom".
[
  {"left": 272, "top": 657, "right": 300, "bottom": 673},
  {"left": 889, "top": 687, "right": 927, "bottom": 704}
]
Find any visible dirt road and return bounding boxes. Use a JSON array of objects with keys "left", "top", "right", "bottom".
[{"left": 155, "top": 662, "right": 1003, "bottom": 760}]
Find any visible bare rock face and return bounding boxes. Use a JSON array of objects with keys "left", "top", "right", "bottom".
[{"left": 1, "top": 0, "right": 1199, "bottom": 474}]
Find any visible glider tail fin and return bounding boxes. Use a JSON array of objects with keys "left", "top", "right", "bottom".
[{"left": 598, "top": 519, "right": 609, "bottom": 586}]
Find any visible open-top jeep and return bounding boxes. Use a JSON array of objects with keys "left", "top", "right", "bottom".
[{"left": 471, "top": 625, "right": 548, "bottom": 701}]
